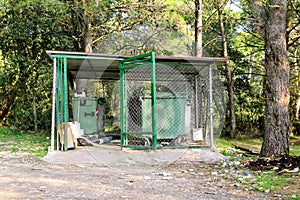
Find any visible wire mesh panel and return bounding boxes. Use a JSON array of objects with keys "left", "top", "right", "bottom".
[
  {"left": 120, "top": 52, "right": 156, "bottom": 148},
  {"left": 153, "top": 64, "right": 193, "bottom": 147},
  {"left": 120, "top": 53, "right": 226, "bottom": 149},
  {"left": 125, "top": 67, "right": 153, "bottom": 146}
]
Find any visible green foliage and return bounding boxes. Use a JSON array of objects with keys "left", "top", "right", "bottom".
[
  {"left": 96, "top": 0, "right": 194, "bottom": 56},
  {"left": 96, "top": 26, "right": 194, "bottom": 56},
  {"left": 288, "top": 0, "right": 300, "bottom": 135},
  {"left": 238, "top": 0, "right": 300, "bottom": 137},
  {"left": 200, "top": 1, "right": 266, "bottom": 136},
  {"left": 0, "top": 0, "right": 76, "bottom": 130},
  {"left": 0, "top": 0, "right": 298, "bottom": 137},
  {"left": 66, "top": 0, "right": 169, "bottom": 52},
  {"left": 0, "top": 126, "right": 50, "bottom": 157},
  {"left": 229, "top": 16, "right": 265, "bottom": 135}
]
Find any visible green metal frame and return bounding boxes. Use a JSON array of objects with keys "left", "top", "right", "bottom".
[
  {"left": 50, "top": 53, "right": 122, "bottom": 151},
  {"left": 49, "top": 51, "right": 217, "bottom": 151},
  {"left": 119, "top": 53, "right": 214, "bottom": 150},
  {"left": 119, "top": 52, "right": 157, "bottom": 149},
  {"left": 53, "top": 56, "right": 69, "bottom": 150}
]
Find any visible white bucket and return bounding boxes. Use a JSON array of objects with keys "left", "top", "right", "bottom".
[{"left": 192, "top": 128, "right": 203, "bottom": 141}]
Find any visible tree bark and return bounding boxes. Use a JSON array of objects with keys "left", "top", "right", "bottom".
[
  {"left": 194, "top": 0, "right": 203, "bottom": 129},
  {"left": 194, "top": 0, "right": 202, "bottom": 57},
  {"left": 33, "top": 94, "right": 37, "bottom": 132},
  {"left": 76, "top": 0, "right": 93, "bottom": 94},
  {"left": 217, "top": 1, "right": 236, "bottom": 139},
  {"left": 84, "top": 23, "right": 93, "bottom": 53},
  {"left": 0, "top": 95, "right": 17, "bottom": 124},
  {"left": 249, "top": 0, "right": 290, "bottom": 157},
  {"left": 294, "top": 49, "right": 300, "bottom": 121}
]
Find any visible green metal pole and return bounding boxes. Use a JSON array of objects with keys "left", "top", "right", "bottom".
[
  {"left": 151, "top": 52, "right": 157, "bottom": 148},
  {"left": 63, "top": 57, "right": 69, "bottom": 150},
  {"left": 57, "top": 58, "right": 63, "bottom": 150},
  {"left": 63, "top": 57, "right": 69, "bottom": 123},
  {"left": 120, "top": 62, "right": 125, "bottom": 147},
  {"left": 57, "top": 58, "right": 61, "bottom": 123},
  {"left": 120, "top": 52, "right": 152, "bottom": 62},
  {"left": 123, "top": 72, "right": 128, "bottom": 145},
  {"left": 119, "top": 52, "right": 155, "bottom": 149}
]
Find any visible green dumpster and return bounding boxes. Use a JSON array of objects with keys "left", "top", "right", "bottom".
[
  {"left": 72, "top": 96, "right": 99, "bottom": 135},
  {"left": 140, "top": 92, "right": 187, "bottom": 139}
]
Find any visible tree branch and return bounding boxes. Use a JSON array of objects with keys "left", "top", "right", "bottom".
[{"left": 288, "top": 35, "right": 300, "bottom": 49}]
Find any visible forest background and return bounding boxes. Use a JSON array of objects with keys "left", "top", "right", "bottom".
[{"left": 0, "top": 0, "right": 299, "bottom": 156}]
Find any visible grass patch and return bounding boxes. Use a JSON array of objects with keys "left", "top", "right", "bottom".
[
  {"left": 216, "top": 135, "right": 300, "bottom": 197},
  {"left": 290, "top": 136, "right": 300, "bottom": 156},
  {"left": 216, "top": 135, "right": 263, "bottom": 149},
  {"left": 0, "top": 126, "right": 50, "bottom": 157},
  {"left": 290, "top": 197, "right": 300, "bottom": 200},
  {"left": 237, "top": 171, "right": 297, "bottom": 194},
  {"left": 215, "top": 136, "right": 262, "bottom": 157},
  {"left": 252, "top": 172, "right": 294, "bottom": 192},
  {"left": 215, "top": 135, "right": 300, "bottom": 157}
]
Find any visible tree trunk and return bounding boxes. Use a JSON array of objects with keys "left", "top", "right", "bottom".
[
  {"left": 249, "top": 50, "right": 254, "bottom": 83},
  {"left": 194, "top": 0, "right": 202, "bottom": 57},
  {"left": 295, "top": 95, "right": 300, "bottom": 120},
  {"left": 194, "top": 0, "right": 203, "bottom": 129},
  {"left": 0, "top": 95, "right": 17, "bottom": 124},
  {"left": 84, "top": 24, "right": 93, "bottom": 53},
  {"left": 33, "top": 94, "right": 37, "bottom": 132},
  {"left": 249, "top": 0, "right": 290, "bottom": 156},
  {"left": 217, "top": 1, "right": 236, "bottom": 139},
  {"left": 83, "top": 0, "right": 93, "bottom": 54},
  {"left": 262, "top": 28, "right": 290, "bottom": 156},
  {"left": 76, "top": 1, "right": 93, "bottom": 94},
  {"left": 294, "top": 49, "right": 300, "bottom": 121}
]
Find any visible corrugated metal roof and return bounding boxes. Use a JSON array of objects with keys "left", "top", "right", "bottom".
[{"left": 46, "top": 50, "right": 228, "bottom": 80}]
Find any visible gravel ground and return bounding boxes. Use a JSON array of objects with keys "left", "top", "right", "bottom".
[{"left": 0, "top": 145, "right": 285, "bottom": 200}]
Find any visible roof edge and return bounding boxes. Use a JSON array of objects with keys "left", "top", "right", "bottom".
[{"left": 46, "top": 50, "right": 229, "bottom": 62}]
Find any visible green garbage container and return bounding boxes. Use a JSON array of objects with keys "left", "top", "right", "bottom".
[
  {"left": 72, "top": 96, "right": 99, "bottom": 135},
  {"left": 140, "top": 92, "right": 187, "bottom": 139}
]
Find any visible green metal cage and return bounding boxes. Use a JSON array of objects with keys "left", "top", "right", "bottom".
[
  {"left": 48, "top": 51, "right": 227, "bottom": 151},
  {"left": 119, "top": 52, "right": 226, "bottom": 149}
]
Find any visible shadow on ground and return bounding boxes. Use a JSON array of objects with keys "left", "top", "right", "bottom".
[{"left": 42, "top": 144, "right": 228, "bottom": 171}]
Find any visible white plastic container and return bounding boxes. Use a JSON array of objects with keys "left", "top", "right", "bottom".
[{"left": 192, "top": 128, "right": 203, "bottom": 141}]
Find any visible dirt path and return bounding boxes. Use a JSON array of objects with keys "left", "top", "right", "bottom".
[{"left": 0, "top": 146, "right": 281, "bottom": 199}]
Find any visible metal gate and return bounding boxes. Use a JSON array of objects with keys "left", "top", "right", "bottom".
[
  {"left": 120, "top": 52, "right": 157, "bottom": 149},
  {"left": 119, "top": 52, "right": 227, "bottom": 149}
]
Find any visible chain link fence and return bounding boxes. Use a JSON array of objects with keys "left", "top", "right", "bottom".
[
  {"left": 120, "top": 54, "right": 226, "bottom": 149},
  {"left": 50, "top": 52, "right": 226, "bottom": 151}
]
